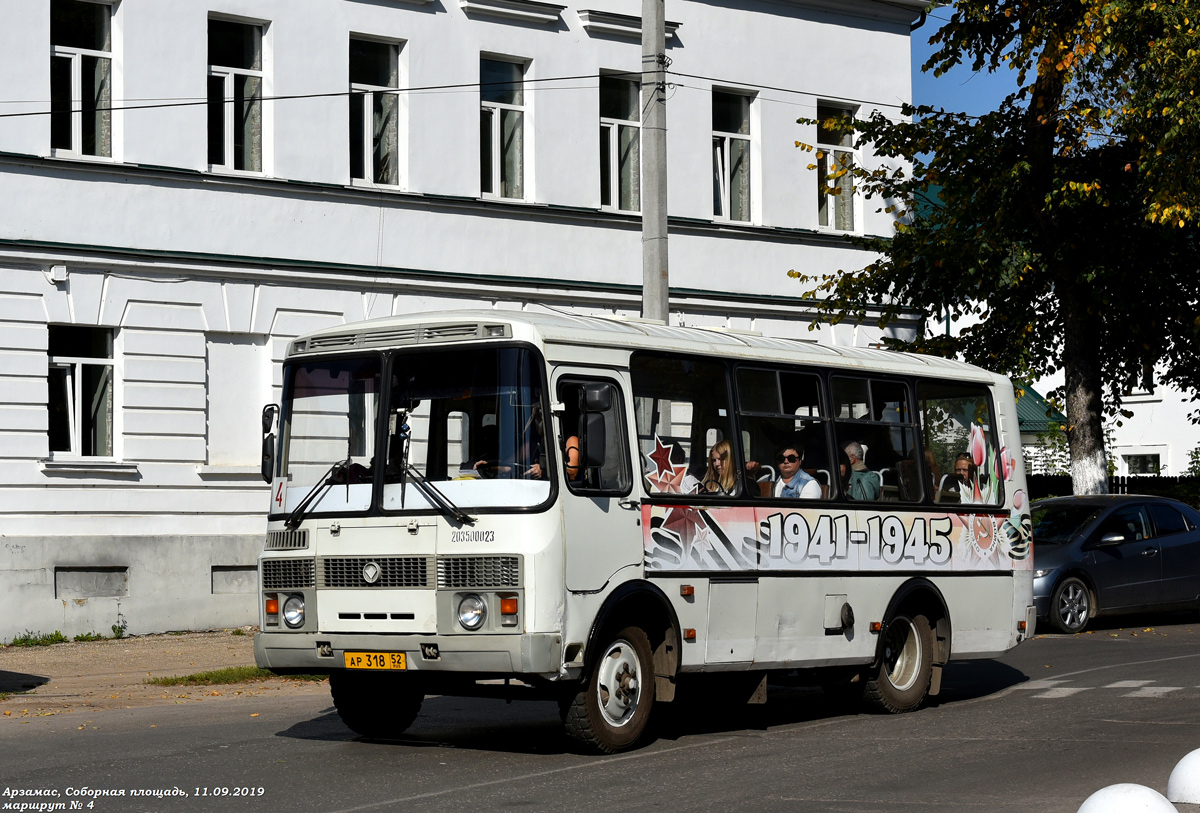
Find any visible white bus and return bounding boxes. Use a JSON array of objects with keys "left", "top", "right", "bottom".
[{"left": 254, "top": 310, "right": 1035, "bottom": 752}]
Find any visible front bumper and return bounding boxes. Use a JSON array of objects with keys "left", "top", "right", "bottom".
[{"left": 255, "top": 630, "right": 564, "bottom": 677}]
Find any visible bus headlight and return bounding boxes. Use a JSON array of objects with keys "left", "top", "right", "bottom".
[
  {"left": 283, "top": 595, "right": 306, "bottom": 629},
  {"left": 457, "top": 594, "right": 487, "bottom": 630}
]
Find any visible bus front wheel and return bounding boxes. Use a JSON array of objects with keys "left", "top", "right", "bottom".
[
  {"left": 863, "top": 613, "right": 934, "bottom": 713},
  {"left": 330, "top": 671, "right": 423, "bottom": 738},
  {"left": 562, "top": 626, "right": 655, "bottom": 754}
]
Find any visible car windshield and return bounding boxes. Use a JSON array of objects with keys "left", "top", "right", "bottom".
[{"left": 1031, "top": 502, "right": 1103, "bottom": 546}]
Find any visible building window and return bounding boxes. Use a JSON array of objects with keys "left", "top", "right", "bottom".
[
  {"left": 349, "top": 38, "right": 399, "bottom": 185},
  {"left": 1124, "top": 454, "right": 1160, "bottom": 475},
  {"left": 208, "top": 19, "right": 263, "bottom": 172},
  {"left": 48, "top": 325, "right": 114, "bottom": 458},
  {"left": 817, "top": 104, "right": 856, "bottom": 231},
  {"left": 712, "top": 91, "right": 751, "bottom": 222},
  {"left": 50, "top": 0, "right": 112, "bottom": 157},
  {"left": 600, "top": 75, "right": 639, "bottom": 211},
  {"left": 480, "top": 58, "right": 525, "bottom": 199}
]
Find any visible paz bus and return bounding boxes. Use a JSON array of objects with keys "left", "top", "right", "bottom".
[{"left": 254, "top": 310, "right": 1035, "bottom": 753}]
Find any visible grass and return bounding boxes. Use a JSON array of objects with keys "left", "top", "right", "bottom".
[
  {"left": 230, "top": 628, "right": 246, "bottom": 636},
  {"left": 145, "top": 666, "right": 326, "bottom": 687},
  {"left": 8, "top": 630, "right": 69, "bottom": 647},
  {"left": 73, "top": 631, "right": 107, "bottom": 642}
]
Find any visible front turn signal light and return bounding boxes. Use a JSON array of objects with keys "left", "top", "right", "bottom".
[
  {"left": 265, "top": 596, "right": 279, "bottom": 616},
  {"left": 500, "top": 597, "right": 519, "bottom": 615}
]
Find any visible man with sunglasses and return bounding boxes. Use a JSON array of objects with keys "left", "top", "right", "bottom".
[{"left": 773, "top": 444, "right": 822, "bottom": 500}]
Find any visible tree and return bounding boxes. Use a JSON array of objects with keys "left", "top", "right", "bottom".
[{"left": 794, "top": 0, "right": 1200, "bottom": 495}]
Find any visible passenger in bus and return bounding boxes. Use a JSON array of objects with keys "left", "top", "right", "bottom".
[
  {"left": 843, "top": 441, "right": 880, "bottom": 500},
  {"left": 563, "top": 435, "right": 582, "bottom": 483},
  {"left": 700, "top": 439, "right": 739, "bottom": 495},
  {"left": 953, "top": 452, "right": 979, "bottom": 503},
  {"left": 773, "top": 444, "right": 822, "bottom": 499}
]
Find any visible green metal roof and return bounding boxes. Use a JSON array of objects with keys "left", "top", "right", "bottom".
[{"left": 1016, "top": 383, "right": 1066, "bottom": 434}]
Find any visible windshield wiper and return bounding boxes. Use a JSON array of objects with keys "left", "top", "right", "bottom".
[
  {"left": 404, "top": 464, "right": 474, "bottom": 525},
  {"left": 284, "top": 457, "right": 350, "bottom": 529}
]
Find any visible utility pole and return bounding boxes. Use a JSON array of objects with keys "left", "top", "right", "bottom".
[{"left": 640, "top": 0, "right": 668, "bottom": 323}]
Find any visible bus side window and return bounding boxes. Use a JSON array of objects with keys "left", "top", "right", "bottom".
[
  {"left": 917, "top": 381, "right": 1003, "bottom": 506},
  {"left": 736, "top": 366, "right": 832, "bottom": 501},
  {"left": 833, "top": 376, "right": 922, "bottom": 503},
  {"left": 631, "top": 353, "right": 736, "bottom": 496},
  {"left": 557, "top": 380, "right": 631, "bottom": 494}
]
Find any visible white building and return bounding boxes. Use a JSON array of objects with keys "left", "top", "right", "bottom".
[{"left": 0, "top": 0, "right": 924, "bottom": 640}]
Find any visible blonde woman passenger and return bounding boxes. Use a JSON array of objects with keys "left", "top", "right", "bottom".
[{"left": 700, "top": 439, "right": 739, "bottom": 495}]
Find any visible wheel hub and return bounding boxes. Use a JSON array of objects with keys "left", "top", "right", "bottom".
[{"left": 596, "top": 640, "right": 642, "bottom": 727}]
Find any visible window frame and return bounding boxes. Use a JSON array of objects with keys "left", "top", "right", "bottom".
[
  {"left": 50, "top": 0, "right": 114, "bottom": 159},
  {"left": 555, "top": 376, "right": 633, "bottom": 498},
  {"left": 349, "top": 36, "right": 400, "bottom": 187},
  {"left": 816, "top": 102, "right": 859, "bottom": 232},
  {"left": 733, "top": 364, "right": 835, "bottom": 501},
  {"left": 599, "top": 73, "right": 640, "bottom": 213},
  {"left": 207, "top": 18, "right": 265, "bottom": 175},
  {"left": 631, "top": 351, "right": 741, "bottom": 503},
  {"left": 47, "top": 325, "right": 116, "bottom": 460},
  {"left": 712, "top": 89, "right": 753, "bottom": 223},
  {"left": 480, "top": 56, "right": 527, "bottom": 201}
]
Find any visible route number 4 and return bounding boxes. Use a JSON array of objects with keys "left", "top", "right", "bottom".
[{"left": 273, "top": 477, "right": 286, "bottom": 510}]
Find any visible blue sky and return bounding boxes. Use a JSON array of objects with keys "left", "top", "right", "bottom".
[{"left": 910, "top": 12, "right": 1019, "bottom": 115}]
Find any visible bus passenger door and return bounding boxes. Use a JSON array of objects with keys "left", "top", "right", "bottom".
[{"left": 554, "top": 373, "right": 639, "bottom": 592}]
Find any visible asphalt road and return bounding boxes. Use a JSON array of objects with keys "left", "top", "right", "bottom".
[{"left": 4, "top": 614, "right": 1200, "bottom": 813}]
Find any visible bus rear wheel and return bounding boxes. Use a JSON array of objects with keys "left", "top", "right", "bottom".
[
  {"left": 863, "top": 613, "right": 933, "bottom": 714},
  {"left": 562, "top": 626, "right": 655, "bottom": 754},
  {"left": 330, "top": 670, "right": 423, "bottom": 738}
]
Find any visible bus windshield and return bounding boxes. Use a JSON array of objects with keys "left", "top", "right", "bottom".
[
  {"left": 382, "top": 346, "right": 550, "bottom": 511},
  {"left": 275, "top": 346, "right": 551, "bottom": 518},
  {"left": 278, "top": 355, "right": 382, "bottom": 517}
]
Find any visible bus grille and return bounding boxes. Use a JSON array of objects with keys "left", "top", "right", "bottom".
[
  {"left": 262, "top": 558, "right": 315, "bottom": 590},
  {"left": 437, "top": 556, "right": 520, "bottom": 588},
  {"left": 319, "top": 556, "right": 431, "bottom": 588},
  {"left": 265, "top": 530, "right": 309, "bottom": 551}
]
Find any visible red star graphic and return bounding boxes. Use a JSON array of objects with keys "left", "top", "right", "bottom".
[
  {"left": 662, "top": 504, "right": 707, "bottom": 548},
  {"left": 647, "top": 435, "right": 677, "bottom": 477}
]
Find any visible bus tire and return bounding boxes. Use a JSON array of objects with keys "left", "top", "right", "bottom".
[
  {"left": 330, "top": 671, "right": 423, "bottom": 738},
  {"left": 863, "top": 613, "right": 934, "bottom": 714},
  {"left": 562, "top": 626, "right": 655, "bottom": 754}
]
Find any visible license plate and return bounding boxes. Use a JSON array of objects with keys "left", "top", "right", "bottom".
[{"left": 343, "top": 651, "right": 406, "bottom": 670}]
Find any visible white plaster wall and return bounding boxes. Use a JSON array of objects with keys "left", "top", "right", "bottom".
[{"left": 0, "top": 0, "right": 921, "bottom": 639}]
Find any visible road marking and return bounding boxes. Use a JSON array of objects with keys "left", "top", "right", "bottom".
[
  {"left": 1032, "top": 687, "right": 1089, "bottom": 698},
  {"left": 325, "top": 735, "right": 739, "bottom": 812},
  {"left": 983, "top": 651, "right": 1200, "bottom": 704},
  {"left": 1124, "top": 686, "right": 1181, "bottom": 698},
  {"left": 1104, "top": 680, "right": 1153, "bottom": 688},
  {"left": 1012, "top": 679, "right": 1068, "bottom": 691}
]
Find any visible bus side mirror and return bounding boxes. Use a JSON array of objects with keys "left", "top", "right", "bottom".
[
  {"left": 261, "top": 433, "right": 276, "bottom": 484},
  {"left": 261, "top": 404, "right": 279, "bottom": 484},
  {"left": 581, "top": 383, "right": 613, "bottom": 413},
  {"left": 584, "top": 414, "right": 606, "bottom": 468}
]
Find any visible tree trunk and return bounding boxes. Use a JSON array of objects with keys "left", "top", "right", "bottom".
[{"left": 1060, "top": 283, "right": 1109, "bottom": 495}]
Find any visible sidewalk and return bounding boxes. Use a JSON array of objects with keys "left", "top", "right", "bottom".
[{"left": 0, "top": 629, "right": 328, "bottom": 721}]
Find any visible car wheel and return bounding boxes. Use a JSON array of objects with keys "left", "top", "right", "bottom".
[{"left": 1049, "top": 576, "right": 1091, "bottom": 633}]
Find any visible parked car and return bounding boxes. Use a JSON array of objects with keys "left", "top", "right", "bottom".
[{"left": 1032, "top": 495, "right": 1200, "bottom": 633}]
